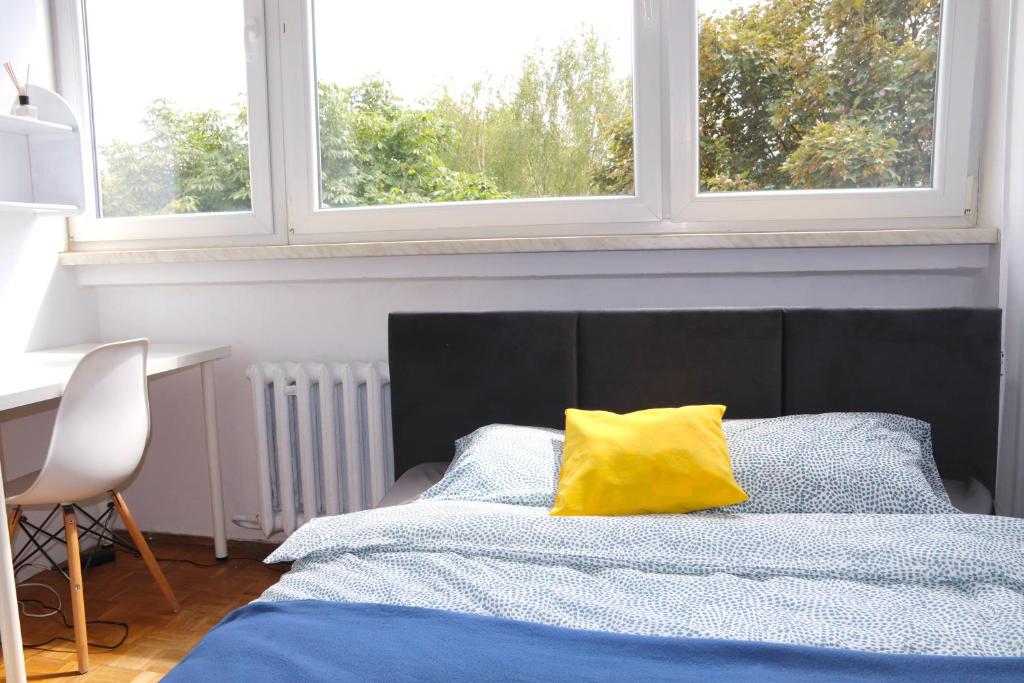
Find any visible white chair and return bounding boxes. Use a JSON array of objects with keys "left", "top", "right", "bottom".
[{"left": 4, "top": 339, "right": 179, "bottom": 674}]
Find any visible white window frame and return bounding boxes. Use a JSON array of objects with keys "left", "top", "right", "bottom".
[
  {"left": 51, "top": 0, "right": 987, "bottom": 250},
  {"left": 277, "top": 0, "right": 663, "bottom": 244},
  {"left": 666, "top": 0, "right": 982, "bottom": 226},
  {"left": 53, "top": 0, "right": 279, "bottom": 247}
]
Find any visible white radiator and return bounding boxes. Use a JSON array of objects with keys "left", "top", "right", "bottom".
[{"left": 246, "top": 361, "right": 393, "bottom": 536}]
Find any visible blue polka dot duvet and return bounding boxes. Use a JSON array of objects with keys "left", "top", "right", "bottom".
[{"left": 261, "top": 500, "right": 1024, "bottom": 657}]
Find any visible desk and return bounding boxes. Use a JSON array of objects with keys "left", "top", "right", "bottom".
[{"left": 0, "top": 342, "right": 231, "bottom": 683}]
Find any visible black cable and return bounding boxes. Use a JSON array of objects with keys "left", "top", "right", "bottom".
[
  {"left": 17, "top": 597, "right": 129, "bottom": 651},
  {"left": 14, "top": 522, "right": 288, "bottom": 656},
  {"left": 16, "top": 544, "right": 289, "bottom": 653},
  {"left": 152, "top": 555, "right": 288, "bottom": 571},
  {"left": 110, "top": 544, "right": 289, "bottom": 571}
]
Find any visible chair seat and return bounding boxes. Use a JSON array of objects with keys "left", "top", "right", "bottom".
[
  {"left": 6, "top": 469, "right": 127, "bottom": 507},
  {"left": 4, "top": 470, "right": 41, "bottom": 504}
]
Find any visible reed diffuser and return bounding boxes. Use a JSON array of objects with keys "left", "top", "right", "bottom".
[{"left": 4, "top": 62, "right": 36, "bottom": 119}]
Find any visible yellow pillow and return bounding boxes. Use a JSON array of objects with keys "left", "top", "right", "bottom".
[{"left": 550, "top": 405, "right": 747, "bottom": 516}]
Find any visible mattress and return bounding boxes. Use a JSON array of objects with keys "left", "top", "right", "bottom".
[
  {"left": 942, "top": 477, "right": 994, "bottom": 514},
  {"left": 376, "top": 462, "right": 449, "bottom": 507},
  {"left": 380, "top": 463, "right": 994, "bottom": 515}
]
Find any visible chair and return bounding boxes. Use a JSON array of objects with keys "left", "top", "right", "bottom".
[{"left": 4, "top": 339, "right": 178, "bottom": 674}]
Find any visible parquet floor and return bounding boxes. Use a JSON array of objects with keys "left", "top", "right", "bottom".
[{"left": 1, "top": 534, "right": 286, "bottom": 682}]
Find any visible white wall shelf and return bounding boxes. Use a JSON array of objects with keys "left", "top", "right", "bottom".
[
  {"left": 0, "top": 201, "right": 79, "bottom": 216},
  {"left": 0, "top": 113, "right": 73, "bottom": 136},
  {"left": 0, "top": 85, "right": 85, "bottom": 217}
]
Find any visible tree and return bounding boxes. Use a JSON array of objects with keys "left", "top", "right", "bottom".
[
  {"left": 699, "top": 0, "right": 941, "bottom": 191},
  {"left": 590, "top": 115, "right": 634, "bottom": 196},
  {"left": 101, "top": 29, "right": 633, "bottom": 216},
  {"left": 317, "top": 80, "right": 507, "bottom": 208},
  {"left": 431, "top": 29, "right": 633, "bottom": 198},
  {"left": 99, "top": 99, "right": 251, "bottom": 217},
  {"left": 99, "top": 2, "right": 939, "bottom": 215}
]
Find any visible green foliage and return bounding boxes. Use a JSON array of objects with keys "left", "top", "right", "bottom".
[
  {"left": 99, "top": 99, "right": 250, "bottom": 217},
  {"left": 99, "top": 30, "right": 633, "bottom": 216},
  {"left": 590, "top": 115, "right": 635, "bottom": 195},
  {"left": 318, "top": 80, "right": 506, "bottom": 207},
  {"left": 699, "top": 0, "right": 941, "bottom": 192},
  {"left": 782, "top": 118, "right": 901, "bottom": 188},
  {"left": 430, "top": 30, "right": 633, "bottom": 198},
  {"left": 98, "top": 0, "right": 942, "bottom": 217}
]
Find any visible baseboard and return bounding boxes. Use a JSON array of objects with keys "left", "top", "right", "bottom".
[{"left": 122, "top": 530, "right": 280, "bottom": 557}]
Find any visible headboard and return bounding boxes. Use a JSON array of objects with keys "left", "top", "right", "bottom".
[{"left": 388, "top": 308, "right": 1002, "bottom": 491}]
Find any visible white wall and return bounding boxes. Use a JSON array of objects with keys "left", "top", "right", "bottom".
[
  {"left": 997, "top": 0, "right": 1024, "bottom": 517},
  {"left": 0, "top": 0, "right": 99, "bottom": 566},
  {"left": 86, "top": 246, "right": 997, "bottom": 541},
  {"left": 0, "top": 215, "right": 99, "bottom": 499}
]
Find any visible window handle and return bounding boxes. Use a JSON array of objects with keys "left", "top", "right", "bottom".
[
  {"left": 245, "top": 16, "right": 262, "bottom": 63},
  {"left": 642, "top": 0, "right": 656, "bottom": 27}
]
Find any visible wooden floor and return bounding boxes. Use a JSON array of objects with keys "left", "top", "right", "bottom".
[{"left": 1, "top": 535, "right": 286, "bottom": 682}]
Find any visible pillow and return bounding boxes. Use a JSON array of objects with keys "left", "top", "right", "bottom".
[
  {"left": 419, "top": 424, "right": 564, "bottom": 506},
  {"left": 721, "top": 412, "right": 958, "bottom": 514},
  {"left": 419, "top": 413, "right": 956, "bottom": 515},
  {"left": 550, "top": 406, "right": 748, "bottom": 516}
]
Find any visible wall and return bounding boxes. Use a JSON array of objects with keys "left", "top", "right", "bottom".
[
  {"left": 997, "top": 0, "right": 1024, "bottom": 517},
  {"left": 87, "top": 244, "right": 997, "bottom": 541},
  {"left": 0, "top": 0, "right": 100, "bottom": 566},
  {"left": 0, "top": 214, "right": 98, "bottom": 501}
]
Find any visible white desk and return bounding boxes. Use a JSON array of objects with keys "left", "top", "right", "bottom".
[{"left": 0, "top": 343, "right": 231, "bottom": 683}]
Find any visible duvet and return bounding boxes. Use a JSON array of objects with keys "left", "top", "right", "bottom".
[{"left": 261, "top": 500, "right": 1024, "bottom": 657}]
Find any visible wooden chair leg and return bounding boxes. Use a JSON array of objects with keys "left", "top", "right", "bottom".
[
  {"left": 62, "top": 505, "right": 90, "bottom": 674},
  {"left": 111, "top": 492, "right": 180, "bottom": 613},
  {"left": 7, "top": 506, "right": 21, "bottom": 549}
]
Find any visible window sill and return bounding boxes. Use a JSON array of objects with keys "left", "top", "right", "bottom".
[{"left": 60, "top": 227, "right": 998, "bottom": 266}]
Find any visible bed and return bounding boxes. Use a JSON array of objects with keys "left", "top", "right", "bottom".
[{"left": 167, "top": 308, "right": 1024, "bottom": 681}]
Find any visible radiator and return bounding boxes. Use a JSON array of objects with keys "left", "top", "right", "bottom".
[{"left": 246, "top": 361, "right": 393, "bottom": 536}]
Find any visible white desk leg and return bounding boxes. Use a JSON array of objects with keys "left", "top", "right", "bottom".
[
  {"left": 201, "top": 361, "right": 229, "bottom": 560},
  {"left": 0, "top": 436, "right": 26, "bottom": 682}
]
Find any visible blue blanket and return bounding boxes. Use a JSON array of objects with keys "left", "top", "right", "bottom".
[{"left": 166, "top": 600, "right": 1024, "bottom": 682}]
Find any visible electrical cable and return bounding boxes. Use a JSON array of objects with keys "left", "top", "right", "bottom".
[
  {"left": 15, "top": 595, "right": 129, "bottom": 651},
  {"left": 111, "top": 544, "right": 289, "bottom": 572},
  {"left": 13, "top": 538, "right": 289, "bottom": 655},
  {"left": 16, "top": 582, "right": 62, "bottom": 618}
]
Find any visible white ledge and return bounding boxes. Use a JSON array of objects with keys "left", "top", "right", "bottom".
[{"left": 60, "top": 227, "right": 998, "bottom": 266}]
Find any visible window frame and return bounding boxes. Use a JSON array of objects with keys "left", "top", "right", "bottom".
[
  {"left": 54, "top": 0, "right": 279, "bottom": 247},
  {"left": 52, "top": 0, "right": 988, "bottom": 251},
  {"left": 666, "top": 0, "right": 983, "bottom": 225},
  {"left": 276, "top": 0, "right": 663, "bottom": 244}
]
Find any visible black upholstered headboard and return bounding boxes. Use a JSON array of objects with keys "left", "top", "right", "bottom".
[{"left": 388, "top": 308, "right": 1002, "bottom": 490}]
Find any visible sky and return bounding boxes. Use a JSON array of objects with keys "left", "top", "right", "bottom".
[
  {"left": 85, "top": 0, "right": 249, "bottom": 147},
  {"left": 84, "top": 0, "right": 752, "bottom": 149}
]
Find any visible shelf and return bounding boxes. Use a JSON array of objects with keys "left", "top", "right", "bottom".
[
  {"left": 1, "top": 86, "right": 85, "bottom": 214},
  {"left": 0, "top": 200, "right": 80, "bottom": 216},
  {"left": 0, "top": 112, "right": 74, "bottom": 136}
]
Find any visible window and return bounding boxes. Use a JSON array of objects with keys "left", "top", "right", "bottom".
[
  {"left": 279, "top": 0, "right": 662, "bottom": 241},
  {"left": 313, "top": 1, "right": 634, "bottom": 208},
  {"left": 65, "top": 0, "right": 274, "bottom": 244},
  {"left": 55, "top": 0, "right": 984, "bottom": 249},
  {"left": 669, "top": 0, "right": 981, "bottom": 223}
]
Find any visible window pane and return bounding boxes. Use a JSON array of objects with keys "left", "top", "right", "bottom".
[
  {"left": 312, "top": 0, "right": 634, "bottom": 209},
  {"left": 697, "top": 0, "right": 941, "bottom": 193},
  {"left": 84, "top": 0, "right": 252, "bottom": 218}
]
